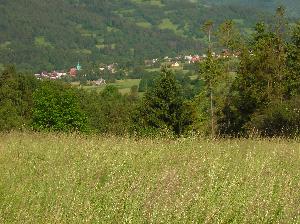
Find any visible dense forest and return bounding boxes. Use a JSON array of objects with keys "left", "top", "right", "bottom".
[
  {"left": 1, "top": 5, "right": 300, "bottom": 137},
  {"left": 0, "top": 0, "right": 299, "bottom": 72}
]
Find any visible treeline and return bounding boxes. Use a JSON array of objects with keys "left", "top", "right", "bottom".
[
  {"left": 1, "top": 12, "right": 300, "bottom": 137},
  {"left": 201, "top": 8, "right": 300, "bottom": 137},
  {"left": 0, "top": 65, "right": 192, "bottom": 136}
]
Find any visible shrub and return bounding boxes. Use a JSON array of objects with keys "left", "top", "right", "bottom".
[
  {"left": 0, "top": 66, "right": 39, "bottom": 131},
  {"left": 246, "top": 97, "right": 300, "bottom": 137},
  {"left": 78, "top": 85, "right": 135, "bottom": 135},
  {"left": 32, "top": 81, "right": 87, "bottom": 132}
]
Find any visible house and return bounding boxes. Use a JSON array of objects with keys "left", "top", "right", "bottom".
[
  {"left": 50, "top": 71, "right": 58, "bottom": 79},
  {"left": 163, "top": 56, "right": 171, "bottom": 62},
  {"left": 94, "top": 78, "right": 106, "bottom": 86},
  {"left": 191, "top": 55, "right": 201, "bottom": 63},
  {"left": 57, "top": 72, "right": 67, "bottom": 78},
  {"left": 145, "top": 59, "right": 159, "bottom": 66},
  {"left": 41, "top": 71, "right": 49, "bottom": 78},
  {"left": 171, "top": 62, "right": 180, "bottom": 67},
  {"left": 108, "top": 63, "right": 117, "bottom": 73},
  {"left": 69, "top": 68, "right": 77, "bottom": 77},
  {"left": 34, "top": 74, "right": 42, "bottom": 80},
  {"left": 233, "top": 51, "right": 241, "bottom": 58},
  {"left": 144, "top": 60, "right": 153, "bottom": 66},
  {"left": 185, "top": 55, "right": 193, "bottom": 61},
  {"left": 221, "top": 49, "right": 231, "bottom": 58},
  {"left": 153, "top": 58, "right": 159, "bottom": 63}
]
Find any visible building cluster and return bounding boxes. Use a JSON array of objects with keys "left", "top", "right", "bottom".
[
  {"left": 34, "top": 71, "right": 67, "bottom": 80},
  {"left": 34, "top": 62, "right": 82, "bottom": 80},
  {"left": 34, "top": 50, "right": 241, "bottom": 81},
  {"left": 92, "top": 78, "right": 106, "bottom": 86},
  {"left": 34, "top": 61, "right": 120, "bottom": 85},
  {"left": 144, "top": 49, "right": 241, "bottom": 67},
  {"left": 99, "top": 63, "right": 118, "bottom": 74}
]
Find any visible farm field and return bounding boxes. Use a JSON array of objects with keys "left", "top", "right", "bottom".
[
  {"left": 1, "top": 132, "right": 300, "bottom": 223},
  {"left": 76, "top": 79, "right": 141, "bottom": 94}
]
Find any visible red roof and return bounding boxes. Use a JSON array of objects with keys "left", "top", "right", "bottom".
[{"left": 69, "top": 68, "right": 77, "bottom": 76}]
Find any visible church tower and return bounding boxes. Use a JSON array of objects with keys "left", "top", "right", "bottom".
[{"left": 76, "top": 61, "right": 82, "bottom": 71}]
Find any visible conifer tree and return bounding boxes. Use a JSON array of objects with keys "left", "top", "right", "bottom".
[
  {"left": 217, "top": 20, "right": 242, "bottom": 51},
  {"left": 133, "top": 68, "right": 195, "bottom": 136},
  {"left": 198, "top": 51, "right": 224, "bottom": 137},
  {"left": 199, "top": 20, "right": 227, "bottom": 137}
]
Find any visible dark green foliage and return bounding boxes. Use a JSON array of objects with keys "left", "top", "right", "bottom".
[
  {"left": 241, "top": 22, "right": 300, "bottom": 137},
  {"left": 128, "top": 67, "right": 149, "bottom": 79},
  {"left": 286, "top": 22, "right": 300, "bottom": 96},
  {"left": 78, "top": 85, "right": 136, "bottom": 135},
  {"left": 1, "top": 0, "right": 298, "bottom": 72},
  {"left": 217, "top": 20, "right": 243, "bottom": 52},
  {"left": 246, "top": 98, "right": 300, "bottom": 137},
  {"left": 128, "top": 85, "right": 139, "bottom": 101},
  {"left": 197, "top": 51, "right": 232, "bottom": 136},
  {"left": 138, "top": 71, "right": 161, "bottom": 92},
  {"left": 32, "top": 81, "right": 87, "bottom": 132},
  {"left": 0, "top": 66, "right": 39, "bottom": 131},
  {"left": 133, "top": 69, "right": 196, "bottom": 136},
  {"left": 218, "top": 12, "right": 300, "bottom": 136},
  {"left": 138, "top": 70, "right": 201, "bottom": 99}
]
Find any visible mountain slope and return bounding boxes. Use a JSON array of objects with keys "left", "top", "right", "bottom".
[
  {"left": 205, "top": 0, "right": 300, "bottom": 17},
  {"left": 0, "top": 0, "right": 298, "bottom": 72}
]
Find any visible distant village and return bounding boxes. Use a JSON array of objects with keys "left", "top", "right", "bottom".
[
  {"left": 34, "top": 62, "right": 117, "bottom": 85},
  {"left": 34, "top": 49, "right": 240, "bottom": 84},
  {"left": 145, "top": 49, "right": 240, "bottom": 67}
]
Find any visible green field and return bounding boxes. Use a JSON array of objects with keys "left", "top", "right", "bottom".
[
  {"left": 145, "top": 66, "right": 189, "bottom": 73},
  {"left": 130, "top": 0, "right": 164, "bottom": 7},
  {"left": 78, "top": 79, "right": 141, "bottom": 94},
  {"left": 1, "top": 132, "right": 300, "bottom": 223},
  {"left": 136, "top": 21, "right": 152, "bottom": 29}
]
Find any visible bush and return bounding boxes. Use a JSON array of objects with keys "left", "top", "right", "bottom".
[
  {"left": 246, "top": 97, "right": 300, "bottom": 137},
  {"left": 78, "top": 85, "right": 136, "bottom": 135},
  {"left": 32, "top": 81, "right": 87, "bottom": 132},
  {"left": 0, "top": 66, "right": 39, "bottom": 131}
]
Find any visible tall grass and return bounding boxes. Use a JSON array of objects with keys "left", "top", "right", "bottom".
[{"left": 1, "top": 132, "right": 300, "bottom": 223}]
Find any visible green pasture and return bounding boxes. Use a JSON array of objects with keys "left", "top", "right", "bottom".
[
  {"left": 1, "top": 132, "right": 300, "bottom": 223},
  {"left": 79, "top": 79, "right": 141, "bottom": 94}
]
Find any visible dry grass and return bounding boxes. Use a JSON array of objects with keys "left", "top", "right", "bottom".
[{"left": 1, "top": 132, "right": 300, "bottom": 223}]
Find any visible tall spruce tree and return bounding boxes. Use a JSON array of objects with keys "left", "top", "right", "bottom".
[
  {"left": 133, "top": 68, "right": 195, "bottom": 136},
  {"left": 198, "top": 20, "right": 229, "bottom": 137},
  {"left": 217, "top": 20, "right": 243, "bottom": 51}
]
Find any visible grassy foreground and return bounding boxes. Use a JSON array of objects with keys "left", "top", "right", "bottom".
[{"left": 1, "top": 133, "right": 300, "bottom": 223}]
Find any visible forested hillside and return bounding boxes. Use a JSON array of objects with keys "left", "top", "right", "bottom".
[
  {"left": 0, "top": 0, "right": 299, "bottom": 72},
  {"left": 208, "top": 0, "right": 300, "bottom": 17}
]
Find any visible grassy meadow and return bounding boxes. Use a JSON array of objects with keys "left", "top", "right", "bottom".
[
  {"left": 1, "top": 132, "right": 300, "bottom": 223},
  {"left": 75, "top": 79, "right": 141, "bottom": 94}
]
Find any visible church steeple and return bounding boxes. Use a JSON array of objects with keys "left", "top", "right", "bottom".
[{"left": 76, "top": 61, "right": 82, "bottom": 71}]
